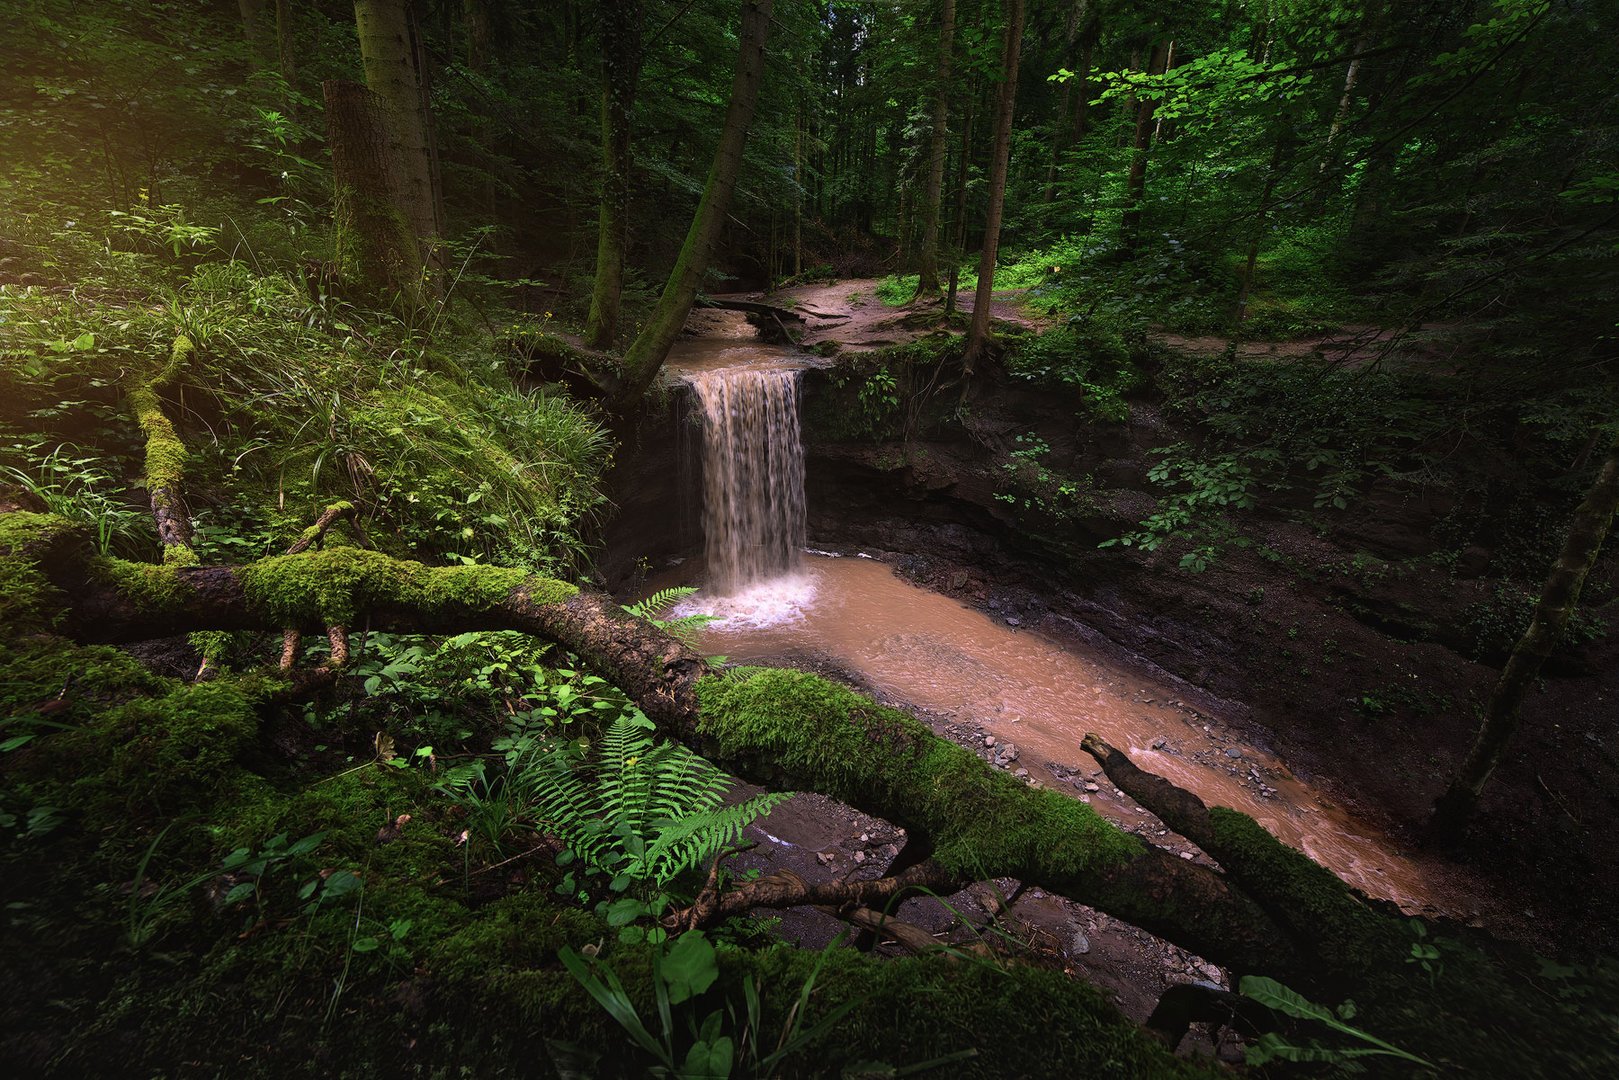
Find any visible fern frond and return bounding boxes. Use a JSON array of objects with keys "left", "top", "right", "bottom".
[
  {"left": 622, "top": 586, "right": 698, "bottom": 621},
  {"left": 644, "top": 791, "right": 794, "bottom": 887}
]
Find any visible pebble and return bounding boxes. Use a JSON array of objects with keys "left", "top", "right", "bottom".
[
  {"left": 1225, "top": 747, "right": 1243, "bottom": 759},
  {"left": 1014, "top": 768, "right": 1029, "bottom": 780},
  {"left": 1005, "top": 616, "right": 1020, "bottom": 627},
  {"left": 1084, "top": 782, "right": 1100, "bottom": 793},
  {"left": 1179, "top": 851, "right": 1195, "bottom": 860},
  {"left": 853, "top": 851, "right": 866, "bottom": 864},
  {"left": 985, "top": 735, "right": 997, "bottom": 747},
  {"left": 1070, "top": 930, "right": 1091, "bottom": 955},
  {"left": 1150, "top": 737, "right": 1167, "bottom": 750}
]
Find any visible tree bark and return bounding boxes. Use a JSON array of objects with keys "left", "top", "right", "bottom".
[
  {"left": 353, "top": 0, "right": 441, "bottom": 265},
  {"left": 615, "top": 0, "right": 773, "bottom": 409},
  {"left": 585, "top": 0, "right": 645, "bottom": 350},
  {"left": 913, "top": 0, "right": 957, "bottom": 298},
  {"left": 274, "top": 0, "right": 298, "bottom": 87},
  {"left": 963, "top": 0, "right": 1026, "bottom": 373},
  {"left": 1120, "top": 39, "right": 1170, "bottom": 254},
  {"left": 1432, "top": 431, "right": 1619, "bottom": 841},
  {"left": 1042, "top": 1, "right": 1088, "bottom": 205},
  {"left": 323, "top": 78, "right": 427, "bottom": 309}
]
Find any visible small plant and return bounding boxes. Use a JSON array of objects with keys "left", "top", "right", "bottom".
[
  {"left": 530, "top": 713, "right": 790, "bottom": 903},
  {"left": 558, "top": 929, "right": 862, "bottom": 1079},
  {"left": 625, "top": 586, "right": 719, "bottom": 648},
  {"left": 2, "top": 444, "right": 150, "bottom": 557},
  {"left": 1238, "top": 975, "right": 1436, "bottom": 1069}
]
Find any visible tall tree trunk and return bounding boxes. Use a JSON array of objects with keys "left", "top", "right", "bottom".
[
  {"left": 323, "top": 79, "right": 426, "bottom": 310},
  {"left": 616, "top": 0, "right": 773, "bottom": 408},
  {"left": 238, "top": 0, "right": 272, "bottom": 66},
  {"left": 1309, "top": 39, "right": 1366, "bottom": 212},
  {"left": 1432, "top": 432, "right": 1619, "bottom": 841},
  {"left": 1070, "top": 19, "right": 1097, "bottom": 140},
  {"left": 914, "top": 0, "right": 957, "bottom": 297},
  {"left": 945, "top": 88, "right": 974, "bottom": 316},
  {"left": 274, "top": 0, "right": 298, "bottom": 87},
  {"left": 463, "top": 0, "right": 490, "bottom": 69},
  {"left": 963, "top": 0, "right": 1025, "bottom": 372},
  {"left": 585, "top": 0, "right": 645, "bottom": 349},
  {"left": 793, "top": 105, "right": 803, "bottom": 277},
  {"left": 1233, "top": 131, "right": 1287, "bottom": 325},
  {"left": 353, "top": 0, "right": 441, "bottom": 267},
  {"left": 1042, "top": 1, "right": 1087, "bottom": 205},
  {"left": 1120, "top": 39, "right": 1170, "bottom": 254}
]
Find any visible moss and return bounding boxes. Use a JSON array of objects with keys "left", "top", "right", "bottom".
[
  {"left": 1208, "top": 805, "right": 1400, "bottom": 978},
  {"left": 93, "top": 555, "right": 196, "bottom": 614},
  {"left": 696, "top": 669, "right": 1142, "bottom": 879},
  {"left": 239, "top": 546, "right": 571, "bottom": 626},
  {"left": 0, "top": 635, "right": 168, "bottom": 726},
  {"left": 60, "top": 679, "right": 267, "bottom": 824}
]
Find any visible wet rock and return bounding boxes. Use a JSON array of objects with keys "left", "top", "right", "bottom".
[
  {"left": 1005, "top": 616, "right": 1021, "bottom": 627},
  {"left": 1179, "top": 851, "right": 1195, "bottom": 860},
  {"left": 1014, "top": 768, "right": 1029, "bottom": 780},
  {"left": 1069, "top": 929, "right": 1091, "bottom": 955},
  {"left": 984, "top": 735, "right": 996, "bottom": 747},
  {"left": 1150, "top": 736, "right": 1167, "bottom": 750},
  {"left": 1084, "top": 782, "right": 1100, "bottom": 793},
  {"left": 1225, "top": 747, "right": 1243, "bottom": 759}
]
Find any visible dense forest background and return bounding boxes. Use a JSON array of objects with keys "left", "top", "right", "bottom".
[{"left": 2, "top": 0, "right": 1618, "bottom": 1077}]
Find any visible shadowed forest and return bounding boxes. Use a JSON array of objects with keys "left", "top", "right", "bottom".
[{"left": 1, "top": 0, "right": 1617, "bottom": 1076}]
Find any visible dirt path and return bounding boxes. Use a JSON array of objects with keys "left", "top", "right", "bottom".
[{"left": 702, "top": 278, "right": 1048, "bottom": 353}]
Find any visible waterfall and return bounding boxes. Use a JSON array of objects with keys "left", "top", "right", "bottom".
[{"left": 687, "top": 366, "right": 806, "bottom": 595}]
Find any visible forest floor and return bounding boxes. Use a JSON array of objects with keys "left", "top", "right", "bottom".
[{"left": 743, "top": 279, "right": 1048, "bottom": 352}]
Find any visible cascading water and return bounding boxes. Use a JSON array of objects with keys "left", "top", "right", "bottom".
[{"left": 687, "top": 365, "right": 807, "bottom": 597}]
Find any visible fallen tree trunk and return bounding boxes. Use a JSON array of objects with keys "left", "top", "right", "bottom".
[{"left": 8, "top": 513, "right": 1306, "bottom": 977}]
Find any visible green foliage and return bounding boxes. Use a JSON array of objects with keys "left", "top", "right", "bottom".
[
  {"left": 525, "top": 711, "right": 790, "bottom": 897},
  {"left": 1459, "top": 584, "right": 1606, "bottom": 661},
  {"left": 624, "top": 586, "right": 719, "bottom": 649},
  {"left": 558, "top": 929, "right": 870, "bottom": 1080},
  {"left": 1238, "top": 975, "right": 1436, "bottom": 1070}
]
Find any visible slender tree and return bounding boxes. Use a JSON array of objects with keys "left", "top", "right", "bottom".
[
  {"left": 963, "top": 0, "right": 1025, "bottom": 371},
  {"left": 585, "top": 0, "right": 645, "bottom": 349},
  {"left": 615, "top": 0, "right": 774, "bottom": 407},
  {"left": 913, "top": 0, "right": 957, "bottom": 298},
  {"left": 1119, "top": 38, "right": 1170, "bottom": 253},
  {"left": 1431, "top": 431, "right": 1619, "bottom": 841}
]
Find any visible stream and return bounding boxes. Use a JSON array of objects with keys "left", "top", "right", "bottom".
[{"left": 658, "top": 323, "right": 1472, "bottom": 918}]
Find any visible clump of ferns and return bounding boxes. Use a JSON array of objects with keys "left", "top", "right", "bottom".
[
  {"left": 622, "top": 586, "right": 718, "bottom": 648},
  {"left": 436, "top": 710, "right": 788, "bottom": 923}
]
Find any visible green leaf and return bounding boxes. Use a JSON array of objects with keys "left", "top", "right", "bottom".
[{"left": 660, "top": 930, "right": 719, "bottom": 1005}]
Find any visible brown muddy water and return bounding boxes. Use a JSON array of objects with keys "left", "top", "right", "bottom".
[{"left": 659, "top": 327, "right": 1491, "bottom": 922}]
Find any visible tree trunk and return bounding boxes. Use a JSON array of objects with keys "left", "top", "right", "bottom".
[
  {"left": 615, "top": 0, "right": 773, "bottom": 408},
  {"left": 1071, "top": 19, "right": 1097, "bottom": 140},
  {"left": 1432, "top": 432, "right": 1619, "bottom": 841},
  {"left": 463, "top": 0, "right": 490, "bottom": 69},
  {"left": 274, "top": 0, "right": 298, "bottom": 87},
  {"left": 323, "top": 79, "right": 426, "bottom": 310},
  {"left": 1309, "top": 41, "right": 1365, "bottom": 212},
  {"left": 1233, "top": 131, "right": 1287, "bottom": 325},
  {"left": 1042, "top": 1, "right": 1087, "bottom": 205},
  {"left": 963, "top": 0, "right": 1026, "bottom": 373},
  {"left": 353, "top": 0, "right": 441, "bottom": 266},
  {"left": 792, "top": 106, "right": 803, "bottom": 277},
  {"left": 12, "top": 517, "right": 1306, "bottom": 979},
  {"left": 945, "top": 89, "right": 974, "bottom": 317},
  {"left": 1120, "top": 39, "right": 1170, "bottom": 253},
  {"left": 238, "top": 0, "right": 272, "bottom": 66},
  {"left": 913, "top": 0, "right": 956, "bottom": 297},
  {"left": 585, "top": 0, "right": 644, "bottom": 350}
]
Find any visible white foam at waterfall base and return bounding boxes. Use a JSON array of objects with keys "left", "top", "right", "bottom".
[{"left": 671, "top": 569, "right": 819, "bottom": 630}]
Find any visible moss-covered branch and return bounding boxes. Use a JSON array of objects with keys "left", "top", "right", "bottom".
[
  {"left": 123, "top": 335, "right": 196, "bottom": 561},
  {"left": 1, "top": 512, "right": 1338, "bottom": 977}
]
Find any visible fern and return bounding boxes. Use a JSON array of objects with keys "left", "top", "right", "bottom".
[
  {"left": 622, "top": 586, "right": 720, "bottom": 648},
  {"left": 521, "top": 711, "right": 790, "bottom": 891}
]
